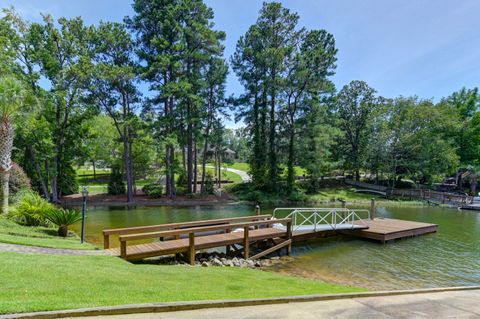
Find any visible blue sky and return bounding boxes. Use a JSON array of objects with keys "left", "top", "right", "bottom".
[{"left": 3, "top": 0, "right": 480, "bottom": 127}]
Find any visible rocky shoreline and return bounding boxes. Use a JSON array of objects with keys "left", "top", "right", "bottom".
[{"left": 142, "top": 252, "right": 295, "bottom": 269}]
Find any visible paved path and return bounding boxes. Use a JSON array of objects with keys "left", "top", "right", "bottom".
[
  {"left": 205, "top": 166, "right": 251, "bottom": 182},
  {"left": 78, "top": 289, "right": 480, "bottom": 319},
  {"left": 0, "top": 242, "right": 105, "bottom": 256}
]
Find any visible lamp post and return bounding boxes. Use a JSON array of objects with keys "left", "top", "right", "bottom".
[{"left": 81, "top": 186, "right": 89, "bottom": 243}]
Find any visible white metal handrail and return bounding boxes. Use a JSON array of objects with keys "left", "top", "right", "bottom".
[{"left": 273, "top": 207, "right": 370, "bottom": 232}]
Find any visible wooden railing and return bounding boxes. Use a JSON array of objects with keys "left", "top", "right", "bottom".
[
  {"left": 345, "top": 179, "right": 388, "bottom": 192},
  {"left": 389, "top": 189, "right": 473, "bottom": 206},
  {"left": 118, "top": 218, "right": 292, "bottom": 264},
  {"left": 102, "top": 214, "right": 272, "bottom": 249}
]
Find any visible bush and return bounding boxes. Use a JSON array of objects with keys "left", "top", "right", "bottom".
[
  {"left": 204, "top": 172, "right": 215, "bottom": 195},
  {"left": 176, "top": 169, "right": 187, "bottom": 187},
  {"left": 175, "top": 186, "right": 187, "bottom": 196},
  {"left": 9, "top": 163, "right": 31, "bottom": 197},
  {"left": 59, "top": 165, "right": 79, "bottom": 196},
  {"left": 108, "top": 164, "right": 125, "bottom": 195},
  {"left": 43, "top": 208, "right": 82, "bottom": 237},
  {"left": 10, "top": 190, "right": 55, "bottom": 226},
  {"left": 142, "top": 183, "right": 163, "bottom": 198}
]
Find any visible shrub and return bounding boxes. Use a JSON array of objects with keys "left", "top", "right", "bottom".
[
  {"left": 9, "top": 163, "right": 31, "bottom": 197},
  {"left": 58, "top": 165, "right": 79, "bottom": 196},
  {"left": 108, "top": 164, "right": 125, "bottom": 195},
  {"left": 175, "top": 186, "right": 187, "bottom": 196},
  {"left": 10, "top": 190, "right": 55, "bottom": 226},
  {"left": 176, "top": 169, "right": 187, "bottom": 187},
  {"left": 43, "top": 208, "right": 82, "bottom": 237},
  {"left": 142, "top": 183, "right": 163, "bottom": 198},
  {"left": 204, "top": 172, "right": 215, "bottom": 194}
]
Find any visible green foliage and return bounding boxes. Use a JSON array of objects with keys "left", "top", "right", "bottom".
[
  {"left": 43, "top": 208, "right": 82, "bottom": 237},
  {"left": 142, "top": 183, "right": 163, "bottom": 198},
  {"left": 10, "top": 190, "right": 55, "bottom": 226},
  {"left": 58, "top": 164, "right": 79, "bottom": 196},
  {"left": 175, "top": 186, "right": 187, "bottom": 196},
  {"left": 107, "top": 164, "right": 125, "bottom": 195},
  {"left": 8, "top": 163, "right": 31, "bottom": 196},
  {"left": 204, "top": 172, "right": 215, "bottom": 195},
  {"left": 334, "top": 80, "right": 381, "bottom": 180}
]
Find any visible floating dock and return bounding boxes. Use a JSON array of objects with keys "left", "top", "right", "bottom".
[{"left": 346, "top": 218, "right": 438, "bottom": 243}]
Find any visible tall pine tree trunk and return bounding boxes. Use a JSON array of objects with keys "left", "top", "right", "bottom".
[
  {"left": 193, "top": 139, "right": 197, "bottom": 193},
  {"left": 287, "top": 126, "right": 295, "bottom": 193},
  {"left": 92, "top": 159, "right": 97, "bottom": 181},
  {"left": 187, "top": 103, "right": 193, "bottom": 194},
  {"left": 268, "top": 83, "right": 277, "bottom": 191},
  {"left": 123, "top": 131, "right": 134, "bottom": 203},
  {"left": 200, "top": 126, "right": 210, "bottom": 193}
]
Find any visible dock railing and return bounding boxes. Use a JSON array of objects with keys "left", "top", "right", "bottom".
[{"left": 273, "top": 208, "right": 370, "bottom": 232}]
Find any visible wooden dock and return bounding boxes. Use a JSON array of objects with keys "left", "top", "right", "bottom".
[
  {"left": 103, "top": 212, "right": 438, "bottom": 263},
  {"left": 346, "top": 218, "right": 438, "bottom": 243}
]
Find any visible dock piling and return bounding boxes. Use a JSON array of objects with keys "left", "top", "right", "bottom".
[{"left": 370, "top": 198, "right": 376, "bottom": 220}]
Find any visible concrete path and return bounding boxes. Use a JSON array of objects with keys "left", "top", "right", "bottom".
[
  {"left": 205, "top": 165, "right": 251, "bottom": 182},
  {"left": 0, "top": 242, "right": 105, "bottom": 256},
  {"left": 78, "top": 289, "right": 480, "bottom": 319}
]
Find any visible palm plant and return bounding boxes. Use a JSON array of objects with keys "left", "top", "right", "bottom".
[
  {"left": 43, "top": 209, "right": 82, "bottom": 237},
  {"left": 0, "top": 76, "right": 29, "bottom": 214},
  {"left": 11, "top": 190, "right": 55, "bottom": 226}
]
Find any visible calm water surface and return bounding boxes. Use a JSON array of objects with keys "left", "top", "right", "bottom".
[{"left": 71, "top": 204, "right": 480, "bottom": 290}]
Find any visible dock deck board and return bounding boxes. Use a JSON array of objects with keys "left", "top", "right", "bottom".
[{"left": 347, "top": 218, "right": 438, "bottom": 242}]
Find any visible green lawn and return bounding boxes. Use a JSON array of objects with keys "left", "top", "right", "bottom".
[
  {"left": 227, "top": 162, "right": 307, "bottom": 177},
  {"left": 205, "top": 167, "right": 243, "bottom": 183},
  {"left": 0, "top": 217, "right": 96, "bottom": 250},
  {"left": 0, "top": 251, "right": 364, "bottom": 314},
  {"left": 228, "top": 162, "right": 250, "bottom": 172},
  {"left": 75, "top": 167, "right": 111, "bottom": 176}
]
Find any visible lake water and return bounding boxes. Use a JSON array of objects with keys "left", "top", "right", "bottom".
[{"left": 71, "top": 204, "right": 480, "bottom": 290}]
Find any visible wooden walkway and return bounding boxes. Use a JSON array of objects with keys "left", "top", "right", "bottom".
[{"left": 103, "top": 214, "right": 438, "bottom": 263}]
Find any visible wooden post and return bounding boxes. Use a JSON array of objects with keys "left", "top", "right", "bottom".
[
  {"left": 286, "top": 220, "right": 292, "bottom": 255},
  {"left": 243, "top": 226, "right": 249, "bottom": 259},
  {"left": 120, "top": 241, "right": 127, "bottom": 259},
  {"left": 189, "top": 232, "right": 196, "bottom": 265},
  {"left": 370, "top": 198, "right": 376, "bottom": 220},
  {"left": 103, "top": 234, "right": 110, "bottom": 249},
  {"left": 340, "top": 200, "right": 346, "bottom": 220},
  {"left": 225, "top": 228, "right": 231, "bottom": 254},
  {"left": 255, "top": 205, "right": 260, "bottom": 216}
]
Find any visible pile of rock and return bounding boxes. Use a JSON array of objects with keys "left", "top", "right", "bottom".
[{"left": 151, "top": 252, "right": 294, "bottom": 269}]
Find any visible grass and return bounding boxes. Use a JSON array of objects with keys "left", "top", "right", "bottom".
[
  {"left": 204, "top": 167, "right": 243, "bottom": 183},
  {"left": 0, "top": 217, "right": 96, "bottom": 250},
  {"left": 0, "top": 251, "right": 364, "bottom": 314},
  {"left": 227, "top": 162, "right": 250, "bottom": 172},
  {"left": 227, "top": 162, "right": 307, "bottom": 177}
]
